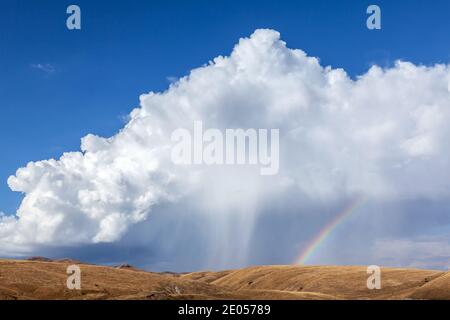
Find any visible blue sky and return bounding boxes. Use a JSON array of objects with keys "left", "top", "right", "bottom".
[
  {"left": 0, "top": 1, "right": 450, "bottom": 270},
  {"left": 1, "top": 0, "right": 450, "bottom": 213}
]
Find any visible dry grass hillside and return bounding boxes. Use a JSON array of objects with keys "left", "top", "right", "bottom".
[{"left": 0, "top": 259, "right": 448, "bottom": 300}]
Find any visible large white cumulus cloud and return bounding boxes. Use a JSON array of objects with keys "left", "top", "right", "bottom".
[{"left": 1, "top": 29, "right": 450, "bottom": 253}]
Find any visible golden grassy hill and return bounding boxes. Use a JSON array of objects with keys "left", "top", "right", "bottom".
[{"left": 0, "top": 259, "right": 448, "bottom": 300}]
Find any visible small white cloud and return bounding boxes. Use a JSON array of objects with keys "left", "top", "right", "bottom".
[
  {"left": 166, "top": 76, "right": 178, "bottom": 83},
  {"left": 30, "top": 63, "right": 56, "bottom": 74}
]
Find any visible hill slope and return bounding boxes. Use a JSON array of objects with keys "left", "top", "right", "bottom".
[{"left": 0, "top": 259, "right": 447, "bottom": 300}]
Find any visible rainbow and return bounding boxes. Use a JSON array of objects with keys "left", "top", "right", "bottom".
[{"left": 294, "top": 196, "right": 367, "bottom": 265}]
